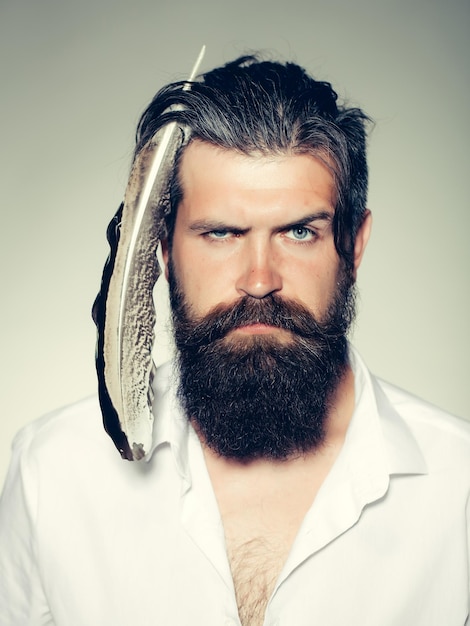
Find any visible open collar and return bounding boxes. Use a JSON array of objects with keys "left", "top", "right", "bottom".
[{"left": 147, "top": 346, "right": 428, "bottom": 493}]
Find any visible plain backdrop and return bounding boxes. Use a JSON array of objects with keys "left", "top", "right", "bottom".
[{"left": 0, "top": 0, "right": 469, "bottom": 486}]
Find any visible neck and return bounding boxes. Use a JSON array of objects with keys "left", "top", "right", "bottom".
[{"left": 200, "top": 365, "right": 355, "bottom": 626}]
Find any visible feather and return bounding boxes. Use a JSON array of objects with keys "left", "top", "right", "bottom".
[{"left": 93, "top": 46, "right": 206, "bottom": 460}]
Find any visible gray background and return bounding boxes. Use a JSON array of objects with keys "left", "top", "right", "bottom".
[{"left": 1, "top": 0, "right": 469, "bottom": 485}]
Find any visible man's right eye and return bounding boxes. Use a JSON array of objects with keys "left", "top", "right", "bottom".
[
  {"left": 209, "top": 230, "right": 228, "bottom": 237},
  {"left": 205, "top": 230, "right": 232, "bottom": 240}
]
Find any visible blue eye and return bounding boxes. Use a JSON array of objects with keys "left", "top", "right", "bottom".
[
  {"left": 286, "top": 226, "right": 314, "bottom": 241},
  {"left": 208, "top": 230, "right": 229, "bottom": 239}
]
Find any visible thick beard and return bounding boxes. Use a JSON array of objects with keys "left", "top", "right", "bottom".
[{"left": 168, "top": 262, "right": 356, "bottom": 461}]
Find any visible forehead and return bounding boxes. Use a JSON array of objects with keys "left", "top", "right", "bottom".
[{"left": 177, "top": 141, "right": 336, "bottom": 220}]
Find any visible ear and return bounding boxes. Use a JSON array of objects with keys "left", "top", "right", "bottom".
[
  {"left": 352, "top": 210, "right": 372, "bottom": 279},
  {"left": 161, "top": 239, "right": 170, "bottom": 281}
]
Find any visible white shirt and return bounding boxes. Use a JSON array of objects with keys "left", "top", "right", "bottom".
[{"left": 0, "top": 347, "right": 469, "bottom": 625}]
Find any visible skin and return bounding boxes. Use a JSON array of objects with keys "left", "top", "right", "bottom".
[
  {"left": 161, "top": 139, "right": 372, "bottom": 624},
  {"left": 163, "top": 140, "right": 370, "bottom": 327},
  {"left": 162, "top": 138, "right": 371, "bottom": 431}
]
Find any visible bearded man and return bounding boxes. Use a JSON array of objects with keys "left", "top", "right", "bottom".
[{"left": 0, "top": 55, "right": 469, "bottom": 626}]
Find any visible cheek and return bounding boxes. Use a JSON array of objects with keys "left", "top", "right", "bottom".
[
  {"left": 169, "top": 250, "right": 224, "bottom": 314},
  {"left": 292, "top": 255, "right": 341, "bottom": 311}
]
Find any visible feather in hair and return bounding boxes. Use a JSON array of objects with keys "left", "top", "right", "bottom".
[{"left": 93, "top": 46, "right": 206, "bottom": 460}]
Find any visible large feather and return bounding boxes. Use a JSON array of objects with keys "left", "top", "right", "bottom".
[{"left": 93, "top": 47, "right": 205, "bottom": 460}]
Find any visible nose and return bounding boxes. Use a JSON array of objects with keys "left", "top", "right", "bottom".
[{"left": 235, "top": 239, "right": 282, "bottom": 299}]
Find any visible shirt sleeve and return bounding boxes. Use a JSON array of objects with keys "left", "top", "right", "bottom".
[{"left": 0, "top": 427, "right": 54, "bottom": 625}]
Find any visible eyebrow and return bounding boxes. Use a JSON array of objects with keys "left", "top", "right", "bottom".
[
  {"left": 188, "top": 220, "right": 249, "bottom": 234},
  {"left": 188, "top": 211, "right": 334, "bottom": 234},
  {"left": 276, "top": 211, "right": 333, "bottom": 232}
]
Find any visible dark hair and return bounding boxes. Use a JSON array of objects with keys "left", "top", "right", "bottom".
[{"left": 135, "top": 55, "right": 371, "bottom": 269}]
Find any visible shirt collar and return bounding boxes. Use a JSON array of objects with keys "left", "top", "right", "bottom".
[
  {"left": 349, "top": 345, "right": 428, "bottom": 476},
  {"left": 147, "top": 346, "right": 428, "bottom": 482},
  {"left": 286, "top": 347, "right": 428, "bottom": 558},
  {"left": 147, "top": 361, "right": 191, "bottom": 482}
]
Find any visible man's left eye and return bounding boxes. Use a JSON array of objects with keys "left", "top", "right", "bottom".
[{"left": 285, "top": 227, "right": 315, "bottom": 241}]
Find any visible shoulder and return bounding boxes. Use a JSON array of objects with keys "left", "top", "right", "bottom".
[
  {"left": 9, "top": 360, "right": 178, "bottom": 481},
  {"left": 11, "top": 395, "right": 113, "bottom": 463},
  {"left": 377, "top": 377, "right": 470, "bottom": 437},
  {"left": 376, "top": 377, "right": 470, "bottom": 469},
  {"left": 6, "top": 396, "right": 128, "bottom": 503}
]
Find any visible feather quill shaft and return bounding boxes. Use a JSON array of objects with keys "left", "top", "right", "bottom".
[{"left": 94, "top": 46, "right": 205, "bottom": 460}]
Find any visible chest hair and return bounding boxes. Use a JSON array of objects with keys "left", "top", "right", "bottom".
[{"left": 227, "top": 534, "right": 289, "bottom": 626}]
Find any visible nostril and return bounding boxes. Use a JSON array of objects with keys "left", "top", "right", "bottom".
[{"left": 236, "top": 266, "right": 282, "bottom": 299}]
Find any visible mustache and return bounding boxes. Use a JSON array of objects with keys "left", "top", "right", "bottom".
[{"left": 172, "top": 292, "right": 351, "bottom": 349}]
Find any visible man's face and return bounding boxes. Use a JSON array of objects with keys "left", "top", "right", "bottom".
[
  {"left": 161, "top": 140, "right": 370, "bottom": 460},
  {"left": 164, "top": 141, "right": 344, "bottom": 334}
]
